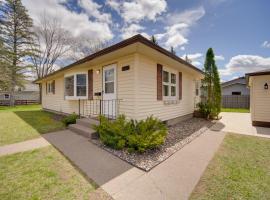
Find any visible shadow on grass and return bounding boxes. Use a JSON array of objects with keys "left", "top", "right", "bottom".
[{"left": 14, "top": 110, "right": 65, "bottom": 134}]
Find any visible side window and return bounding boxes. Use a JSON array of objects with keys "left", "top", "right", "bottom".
[{"left": 162, "top": 70, "right": 177, "bottom": 98}]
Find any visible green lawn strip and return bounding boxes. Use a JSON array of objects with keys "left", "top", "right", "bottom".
[
  {"left": 190, "top": 133, "right": 270, "bottom": 200},
  {"left": 221, "top": 108, "right": 250, "bottom": 113},
  {"left": 0, "top": 146, "right": 95, "bottom": 200},
  {"left": 0, "top": 104, "right": 42, "bottom": 112},
  {"left": 0, "top": 105, "right": 65, "bottom": 146}
]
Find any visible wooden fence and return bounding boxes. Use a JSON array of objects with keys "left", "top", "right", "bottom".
[
  {"left": 222, "top": 95, "right": 250, "bottom": 108},
  {"left": 0, "top": 100, "right": 40, "bottom": 106}
]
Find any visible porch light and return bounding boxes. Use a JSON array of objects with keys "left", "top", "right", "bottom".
[
  {"left": 264, "top": 83, "right": 268, "bottom": 90},
  {"left": 96, "top": 69, "right": 100, "bottom": 74}
]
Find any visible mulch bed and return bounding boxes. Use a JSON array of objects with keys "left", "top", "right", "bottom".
[{"left": 90, "top": 118, "right": 216, "bottom": 171}]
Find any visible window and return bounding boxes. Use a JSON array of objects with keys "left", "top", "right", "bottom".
[
  {"left": 64, "top": 73, "right": 87, "bottom": 99},
  {"left": 104, "top": 69, "right": 114, "bottom": 94},
  {"left": 232, "top": 91, "right": 241, "bottom": 95},
  {"left": 195, "top": 81, "right": 199, "bottom": 96},
  {"left": 4, "top": 94, "right": 10, "bottom": 99},
  {"left": 46, "top": 81, "right": 54, "bottom": 94},
  {"left": 76, "top": 74, "right": 86, "bottom": 96},
  {"left": 163, "top": 70, "right": 177, "bottom": 99}
]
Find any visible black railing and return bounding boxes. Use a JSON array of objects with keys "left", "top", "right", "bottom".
[{"left": 80, "top": 99, "right": 121, "bottom": 120}]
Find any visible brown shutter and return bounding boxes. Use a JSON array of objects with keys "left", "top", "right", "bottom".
[
  {"left": 157, "top": 64, "right": 163, "bottom": 100},
  {"left": 88, "top": 69, "right": 93, "bottom": 100},
  {"left": 52, "top": 80, "right": 55, "bottom": 94},
  {"left": 45, "top": 82, "right": 48, "bottom": 94},
  {"left": 179, "top": 72, "right": 182, "bottom": 100}
]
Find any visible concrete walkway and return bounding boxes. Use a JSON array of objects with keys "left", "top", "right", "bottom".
[
  {"left": 211, "top": 112, "right": 270, "bottom": 138},
  {"left": 42, "top": 130, "right": 132, "bottom": 186},
  {"left": 0, "top": 137, "right": 50, "bottom": 156},
  {"left": 102, "top": 130, "right": 225, "bottom": 200}
]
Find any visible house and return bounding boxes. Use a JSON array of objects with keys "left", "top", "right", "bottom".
[
  {"left": 0, "top": 80, "right": 40, "bottom": 105},
  {"left": 246, "top": 70, "right": 270, "bottom": 127},
  {"left": 221, "top": 77, "right": 249, "bottom": 96},
  {"left": 34, "top": 34, "right": 203, "bottom": 124}
]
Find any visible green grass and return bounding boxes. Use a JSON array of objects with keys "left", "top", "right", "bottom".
[
  {"left": 0, "top": 146, "right": 95, "bottom": 200},
  {"left": 0, "top": 105, "right": 65, "bottom": 146},
  {"left": 190, "top": 133, "right": 270, "bottom": 200},
  {"left": 221, "top": 108, "right": 250, "bottom": 113}
]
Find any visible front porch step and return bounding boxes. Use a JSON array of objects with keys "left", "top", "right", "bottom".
[
  {"left": 76, "top": 118, "right": 100, "bottom": 128},
  {"left": 68, "top": 124, "right": 96, "bottom": 138}
]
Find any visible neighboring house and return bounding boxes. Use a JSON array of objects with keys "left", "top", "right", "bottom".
[
  {"left": 0, "top": 81, "right": 40, "bottom": 105},
  {"left": 221, "top": 77, "right": 249, "bottom": 96},
  {"left": 34, "top": 34, "right": 203, "bottom": 124},
  {"left": 246, "top": 70, "right": 270, "bottom": 127}
]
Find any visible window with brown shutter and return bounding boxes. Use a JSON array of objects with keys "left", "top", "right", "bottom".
[
  {"left": 52, "top": 80, "right": 55, "bottom": 94},
  {"left": 157, "top": 64, "right": 163, "bottom": 100},
  {"left": 88, "top": 69, "right": 93, "bottom": 100},
  {"left": 179, "top": 72, "right": 182, "bottom": 100}
]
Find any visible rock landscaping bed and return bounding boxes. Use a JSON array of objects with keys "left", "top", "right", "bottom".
[{"left": 91, "top": 118, "right": 215, "bottom": 171}]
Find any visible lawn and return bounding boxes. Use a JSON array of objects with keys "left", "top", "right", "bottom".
[
  {"left": 0, "top": 105, "right": 65, "bottom": 146},
  {"left": 221, "top": 107, "right": 250, "bottom": 113},
  {"left": 190, "top": 133, "right": 270, "bottom": 200},
  {"left": 0, "top": 146, "right": 95, "bottom": 199}
]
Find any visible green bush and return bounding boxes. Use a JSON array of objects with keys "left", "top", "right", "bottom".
[
  {"left": 197, "top": 102, "right": 212, "bottom": 119},
  {"left": 93, "top": 115, "right": 167, "bottom": 153},
  {"left": 62, "top": 113, "right": 79, "bottom": 126}
]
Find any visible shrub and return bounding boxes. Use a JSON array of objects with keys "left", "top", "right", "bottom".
[
  {"left": 93, "top": 115, "right": 167, "bottom": 153},
  {"left": 197, "top": 102, "right": 212, "bottom": 118},
  {"left": 62, "top": 113, "right": 79, "bottom": 126}
]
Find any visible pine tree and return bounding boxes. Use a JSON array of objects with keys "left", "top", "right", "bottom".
[
  {"left": 0, "top": 0, "right": 35, "bottom": 105},
  {"left": 202, "top": 48, "right": 221, "bottom": 118},
  {"left": 150, "top": 35, "right": 158, "bottom": 44}
]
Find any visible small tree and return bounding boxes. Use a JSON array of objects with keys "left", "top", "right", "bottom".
[
  {"left": 150, "top": 35, "right": 158, "bottom": 44},
  {"left": 201, "top": 48, "right": 221, "bottom": 118},
  {"left": 0, "top": 0, "right": 35, "bottom": 105}
]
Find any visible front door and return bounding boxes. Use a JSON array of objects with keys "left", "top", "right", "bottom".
[{"left": 102, "top": 64, "right": 117, "bottom": 117}]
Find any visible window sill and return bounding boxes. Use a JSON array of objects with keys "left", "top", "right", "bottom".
[
  {"left": 163, "top": 99, "right": 179, "bottom": 105},
  {"left": 65, "top": 96, "right": 88, "bottom": 100}
]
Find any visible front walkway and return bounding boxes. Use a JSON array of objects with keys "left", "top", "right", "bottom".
[
  {"left": 0, "top": 137, "right": 50, "bottom": 156},
  {"left": 102, "top": 130, "right": 225, "bottom": 200},
  {"left": 211, "top": 112, "right": 270, "bottom": 138}
]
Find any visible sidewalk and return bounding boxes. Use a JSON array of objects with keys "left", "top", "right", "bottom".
[
  {"left": 101, "top": 130, "right": 226, "bottom": 200},
  {"left": 0, "top": 137, "right": 50, "bottom": 156}
]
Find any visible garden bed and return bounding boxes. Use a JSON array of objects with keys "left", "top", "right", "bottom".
[{"left": 90, "top": 118, "right": 215, "bottom": 171}]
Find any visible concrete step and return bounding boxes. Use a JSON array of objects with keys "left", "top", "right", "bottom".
[
  {"left": 76, "top": 118, "right": 99, "bottom": 128},
  {"left": 68, "top": 124, "right": 96, "bottom": 138}
]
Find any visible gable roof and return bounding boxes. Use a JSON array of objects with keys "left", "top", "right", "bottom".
[
  {"left": 34, "top": 34, "right": 203, "bottom": 83},
  {"left": 221, "top": 77, "right": 246, "bottom": 88},
  {"left": 246, "top": 69, "right": 270, "bottom": 76}
]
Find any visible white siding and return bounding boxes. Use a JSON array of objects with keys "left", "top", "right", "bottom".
[{"left": 250, "top": 75, "right": 270, "bottom": 122}]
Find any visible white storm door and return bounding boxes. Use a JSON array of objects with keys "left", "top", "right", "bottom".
[{"left": 102, "top": 64, "right": 117, "bottom": 117}]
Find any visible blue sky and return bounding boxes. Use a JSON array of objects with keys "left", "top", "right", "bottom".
[{"left": 22, "top": 0, "right": 270, "bottom": 81}]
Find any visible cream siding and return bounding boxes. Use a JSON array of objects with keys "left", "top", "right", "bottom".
[
  {"left": 250, "top": 75, "right": 270, "bottom": 122},
  {"left": 133, "top": 54, "right": 200, "bottom": 121}
]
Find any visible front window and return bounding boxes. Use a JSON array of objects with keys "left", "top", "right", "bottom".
[
  {"left": 65, "top": 73, "right": 87, "bottom": 99},
  {"left": 4, "top": 94, "right": 10, "bottom": 99},
  {"left": 163, "top": 70, "right": 177, "bottom": 98}
]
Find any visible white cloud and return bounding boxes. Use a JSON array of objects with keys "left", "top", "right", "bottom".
[
  {"left": 157, "top": 7, "right": 205, "bottom": 49},
  {"left": 121, "top": 24, "right": 149, "bottom": 39},
  {"left": 220, "top": 55, "right": 270, "bottom": 76},
  {"left": 215, "top": 55, "right": 225, "bottom": 61},
  {"left": 22, "top": 0, "right": 113, "bottom": 41},
  {"left": 181, "top": 53, "right": 203, "bottom": 66},
  {"left": 106, "top": 0, "right": 167, "bottom": 23},
  {"left": 79, "top": 0, "right": 112, "bottom": 24},
  {"left": 262, "top": 41, "right": 270, "bottom": 48}
]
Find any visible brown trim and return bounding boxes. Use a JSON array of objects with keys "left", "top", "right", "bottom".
[
  {"left": 52, "top": 80, "right": 55, "bottom": 94},
  {"left": 157, "top": 64, "right": 163, "bottom": 101},
  {"left": 34, "top": 34, "right": 203, "bottom": 83},
  {"left": 246, "top": 71, "right": 270, "bottom": 76},
  {"left": 179, "top": 72, "right": 182, "bottom": 100},
  {"left": 88, "top": 69, "right": 93, "bottom": 100},
  {"left": 45, "top": 82, "right": 47, "bottom": 94},
  {"left": 252, "top": 121, "right": 270, "bottom": 127}
]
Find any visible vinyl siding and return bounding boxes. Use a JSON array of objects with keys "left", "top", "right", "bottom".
[
  {"left": 133, "top": 54, "right": 200, "bottom": 121},
  {"left": 250, "top": 75, "right": 270, "bottom": 122}
]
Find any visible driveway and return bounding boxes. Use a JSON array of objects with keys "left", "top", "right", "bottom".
[{"left": 211, "top": 112, "right": 270, "bottom": 138}]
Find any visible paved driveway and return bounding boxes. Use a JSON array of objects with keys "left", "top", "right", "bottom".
[{"left": 211, "top": 112, "right": 270, "bottom": 138}]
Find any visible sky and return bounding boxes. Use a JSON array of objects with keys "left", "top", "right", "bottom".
[{"left": 21, "top": 0, "right": 270, "bottom": 82}]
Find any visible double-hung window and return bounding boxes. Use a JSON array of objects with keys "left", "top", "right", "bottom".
[
  {"left": 163, "top": 70, "right": 177, "bottom": 99},
  {"left": 64, "top": 73, "right": 87, "bottom": 99}
]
